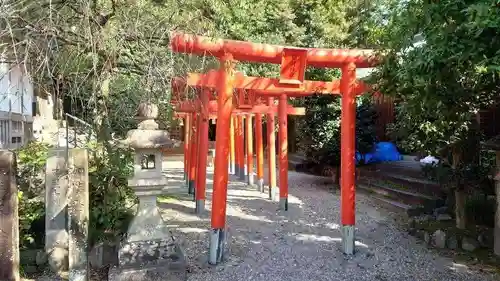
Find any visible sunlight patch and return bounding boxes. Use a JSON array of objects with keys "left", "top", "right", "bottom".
[
  {"left": 177, "top": 227, "right": 208, "bottom": 233},
  {"left": 293, "top": 233, "right": 369, "bottom": 248},
  {"left": 447, "top": 262, "right": 471, "bottom": 274}
]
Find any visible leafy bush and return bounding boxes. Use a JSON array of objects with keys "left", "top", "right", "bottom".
[
  {"left": 298, "top": 95, "right": 378, "bottom": 167},
  {"left": 17, "top": 141, "right": 51, "bottom": 249},
  {"left": 87, "top": 141, "right": 136, "bottom": 245},
  {"left": 16, "top": 141, "right": 136, "bottom": 248},
  {"left": 421, "top": 150, "right": 496, "bottom": 228},
  {"left": 422, "top": 150, "right": 495, "bottom": 194}
]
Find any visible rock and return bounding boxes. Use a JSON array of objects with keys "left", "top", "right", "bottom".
[
  {"left": 415, "top": 230, "right": 426, "bottom": 240},
  {"left": 23, "top": 265, "right": 38, "bottom": 274},
  {"left": 432, "top": 230, "right": 446, "bottom": 249},
  {"left": 408, "top": 228, "right": 417, "bottom": 236},
  {"left": 462, "top": 237, "right": 479, "bottom": 252},
  {"left": 407, "top": 206, "right": 425, "bottom": 217},
  {"left": 436, "top": 214, "right": 452, "bottom": 221},
  {"left": 478, "top": 230, "right": 494, "bottom": 248},
  {"left": 424, "top": 232, "right": 431, "bottom": 245},
  {"left": 447, "top": 235, "right": 458, "bottom": 250},
  {"left": 48, "top": 247, "right": 69, "bottom": 272},
  {"left": 89, "top": 242, "right": 119, "bottom": 269},
  {"left": 433, "top": 206, "right": 448, "bottom": 217},
  {"left": 36, "top": 250, "right": 48, "bottom": 266},
  {"left": 408, "top": 218, "right": 416, "bottom": 229},
  {"left": 20, "top": 249, "right": 38, "bottom": 266},
  {"left": 415, "top": 215, "right": 432, "bottom": 223}
]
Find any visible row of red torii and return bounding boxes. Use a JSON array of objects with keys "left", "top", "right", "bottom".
[{"left": 169, "top": 32, "right": 379, "bottom": 265}]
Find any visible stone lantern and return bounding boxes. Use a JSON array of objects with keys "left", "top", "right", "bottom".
[{"left": 109, "top": 102, "right": 186, "bottom": 281}]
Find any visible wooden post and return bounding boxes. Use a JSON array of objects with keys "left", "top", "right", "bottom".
[
  {"left": 229, "top": 117, "right": 236, "bottom": 175},
  {"left": 184, "top": 115, "right": 191, "bottom": 185},
  {"left": 340, "top": 62, "right": 357, "bottom": 255},
  {"left": 0, "top": 150, "right": 19, "bottom": 281},
  {"left": 267, "top": 98, "right": 277, "bottom": 201},
  {"left": 188, "top": 113, "right": 198, "bottom": 195},
  {"left": 234, "top": 116, "right": 241, "bottom": 177},
  {"left": 209, "top": 53, "right": 235, "bottom": 265},
  {"left": 237, "top": 115, "right": 245, "bottom": 181},
  {"left": 255, "top": 114, "right": 265, "bottom": 192},
  {"left": 246, "top": 114, "right": 254, "bottom": 186},
  {"left": 196, "top": 90, "right": 210, "bottom": 214},
  {"left": 278, "top": 94, "right": 288, "bottom": 210}
]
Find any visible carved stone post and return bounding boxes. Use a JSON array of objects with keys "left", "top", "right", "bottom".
[{"left": 0, "top": 151, "right": 20, "bottom": 281}]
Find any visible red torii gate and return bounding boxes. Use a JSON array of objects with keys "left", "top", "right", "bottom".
[
  {"left": 180, "top": 72, "right": 329, "bottom": 201},
  {"left": 186, "top": 70, "right": 369, "bottom": 209},
  {"left": 171, "top": 33, "right": 377, "bottom": 264},
  {"left": 171, "top": 79, "right": 306, "bottom": 213}
]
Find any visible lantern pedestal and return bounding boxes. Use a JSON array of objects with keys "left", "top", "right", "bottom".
[{"left": 109, "top": 103, "right": 186, "bottom": 281}]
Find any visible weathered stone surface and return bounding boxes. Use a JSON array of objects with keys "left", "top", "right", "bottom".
[
  {"left": 36, "top": 250, "right": 48, "bottom": 266},
  {"left": 478, "top": 229, "right": 494, "bottom": 248},
  {"left": 424, "top": 232, "right": 431, "bottom": 245},
  {"left": 111, "top": 103, "right": 187, "bottom": 281},
  {"left": 118, "top": 239, "right": 181, "bottom": 267},
  {"left": 137, "top": 103, "right": 159, "bottom": 119},
  {"left": 432, "top": 230, "right": 446, "bottom": 249},
  {"left": 407, "top": 218, "right": 416, "bottom": 229},
  {"left": 45, "top": 148, "right": 90, "bottom": 278},
  {"left": 125, "top": 129, "right": 177, "bottom": 149},
  {"left": 447, "top": 235, "right": 458, "bottom": 250},
  {"left": 462, "top": 237, "right": 479, "bottom": 252},
  {"left": 67, "top": 149, "right": 89, "bottom": 281},
  {"left": 45, "top": 148, "right": 69, "bottom": 273},
  {"left": 433, "top": 206, "right": 448, "bottom": 217},
  {"left": 89, "top": 242, "right": 118, "bottom": 269},
  {"left": 436, "top": 214, "right": 452, "bottom": 221},
  {"left": 126, "top": 195, "right": 171, "bottom": 242},
  {"left": 48, "top": 247, "right": 69, "bottom": 272},
  {"left": 0, "top": 151, "right": 20, "bottom": 281},
  {"left": 406, "top": 206, "right": 425, "bottom": 217}
]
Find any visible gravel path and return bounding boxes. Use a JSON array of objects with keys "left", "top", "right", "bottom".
[{"left": 161, "top": 160, "right": 498, "bottom": 281}]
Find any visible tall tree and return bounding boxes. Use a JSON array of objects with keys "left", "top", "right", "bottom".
[{"left": 370, "top": 0, "right": 500, "bottom": 230}]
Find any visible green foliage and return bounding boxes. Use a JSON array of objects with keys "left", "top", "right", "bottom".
[
  {"left": 17, "top": 142, "right": 51, "bottom": 249},
  {"left": 298, "top": 95, "right": 378, "bottom": 167},
  {"left": 422, "top": 150, "right": 495, "bottom": 194},
  {"left": 371, "top": 0, "right": 500, "bottom": 155},
  {"left": 86, "top": 141, "right": 136, "bottom": 244},
  {"left": 15, "top": 140, "right": 136, "bottom": 248},
  {"left": 465, "top": 191, "right": 496, "bottom": 228}
]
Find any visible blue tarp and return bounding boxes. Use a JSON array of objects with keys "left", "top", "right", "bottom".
[{"left": 356, "top": 142, "right": 402, "bottom": 165}]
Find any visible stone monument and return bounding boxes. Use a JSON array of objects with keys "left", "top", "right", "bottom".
[
  {"left": 0, "top": 151, "right": 20, "bottom": 281},
  {"left": 108, "top": 102, "right": 186, "bottom": 281}
]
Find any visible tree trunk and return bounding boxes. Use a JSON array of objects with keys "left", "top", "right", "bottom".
[
  {"left": 452, "top": 147, "right": 467, "bottom": 230},
  {"left": 455, "top": 188, "right": 467, "bottom": 229},
  {"left": 494, "top": 151, "right": 500, "bottom": 256}
]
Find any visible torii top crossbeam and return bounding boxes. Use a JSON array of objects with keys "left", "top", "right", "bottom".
[{"left": 171, "top": 33, "right": 379, "bottom": 68}]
